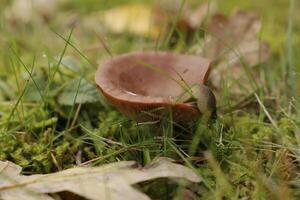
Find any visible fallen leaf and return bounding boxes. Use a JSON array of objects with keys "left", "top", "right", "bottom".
[
  {"left": 185, "top": 2, "right": 214, "bottom": 30},
  {"left": 204, "top": 10, "right": 269, "bottom": 63},
  {"left": 102, "top": 4, "right": 161, "bottom": 38},
  {"left": 101, "top": 2, "right": 215, "bottom": 38},
  {"left": 198, "top": 10, "right": 270, "bottom": 95},
  {"left": 173, "top": 1, "right": 217, "bottom": 32},
  {"left": 5, "top": 0, "right": 63, "bottom": 24},
  {"left": 0, "top": 160, "right": 22, "bottom": 176},
  {"left": 0, "top": 158, "right": 200, "bottom": 200}
]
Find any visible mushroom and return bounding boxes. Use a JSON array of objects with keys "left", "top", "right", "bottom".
[{"left": 95, "top": 51, "right": 216, "bottom": 122}]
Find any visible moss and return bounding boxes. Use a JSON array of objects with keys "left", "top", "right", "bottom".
[
  {"left": 0, "top": 128, "right": 82, "bottom": 173},
  {"left": 0, "top": 0, "right": 299, "bottom": 198},
  {"left": 97, "top": 110, "right": 121, "bottom": 137},
  {"left": 54, "top": 140, "right": 81, "bottom": 169},
  {"left": 0, "top": 133, "right": 17, "bottom": 160}
]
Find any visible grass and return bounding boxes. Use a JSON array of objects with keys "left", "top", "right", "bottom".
[{"left": 0, "top": 0, "right": 300, "bottom": 199}]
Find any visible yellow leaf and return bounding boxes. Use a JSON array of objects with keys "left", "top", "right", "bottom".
[{"left": 103, "top": 4, "right": 161, "bottom": 38}]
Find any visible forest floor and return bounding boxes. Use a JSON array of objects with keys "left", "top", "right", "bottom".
[{"left": 0, "top": 0, "right": 300, "bottom": 199}]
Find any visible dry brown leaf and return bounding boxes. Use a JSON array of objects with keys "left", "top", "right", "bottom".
[
  {"left": 0, "top": 157, "right": 200, "bottom": 200},
  {"left": 204, "top": 11, "right": 269, "bottom": 63},
  {"left": 158, "top": 0, "right": 216, "bottom": 31},
  {"left": 198, "top": 10, "right": 270, "bottom": 94},
  {"left": 186, "top": 2, "right": 214, "bottom": 30}
]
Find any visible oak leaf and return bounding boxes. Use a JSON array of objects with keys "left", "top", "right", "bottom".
[{"left": 0, "top": 158, "right": 200, "bottom": 200}]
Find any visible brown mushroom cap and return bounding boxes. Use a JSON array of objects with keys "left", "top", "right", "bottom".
[{"left": 95, "top": 51, "right": 211, "bottom": 122}]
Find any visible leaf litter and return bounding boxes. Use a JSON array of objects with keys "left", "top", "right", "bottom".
[
  {"left": 80, "top": 2, "right": 270, "bottom": 97},
  {"left": 4, "top": 0, "right": 65, "bottom": 24},
  {"left": 0, "top": 158, "right": 200, "bottom": 200},
  {"left": 94, "top": 1, "right": 216, "bottom": 38},
  {"left": 0, "top": 1, "right": 279, "bottom": 199},
  {"left": 198, "top": 10, "right": 270, "bottom": 95}
]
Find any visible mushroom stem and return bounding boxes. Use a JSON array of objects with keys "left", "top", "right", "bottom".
[
  {"left": 196, "top": 85, "right": 217, "bottom": 120},
  {"left": 179, "top": 84, "right": 217, "bottom": 119}
]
